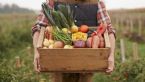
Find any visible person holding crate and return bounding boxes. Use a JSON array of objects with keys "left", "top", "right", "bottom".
[{"left": 32, "top": 0, "right": 116, "bottom": 82}]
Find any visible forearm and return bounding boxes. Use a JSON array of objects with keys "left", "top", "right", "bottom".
[
  {"left": 33, "top": 31, "right": 40, "bottom": 47},
  {"left": 108, "top": 33, "right": 116, "bottom": 61},
  {"left": 33, "top": 31, "right": 40, "bottom": 58}
]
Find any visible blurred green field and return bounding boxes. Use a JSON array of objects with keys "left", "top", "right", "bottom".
[
  {"left": 0, "top": 9, "right": 145, "bottom": 82},
  {"left": 0, "top": 14, "right": 50, "bottom": 82}
]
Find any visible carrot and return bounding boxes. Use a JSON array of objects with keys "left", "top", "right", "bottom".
[
  {"left": 91, "top": 23, "right": 106, "bottom": 36},
  {"left": 99, "top": 35, "right": 105, "bottom": 48},
  {"left": 92, "top": 36, "right": 100, "bottom": 48}
]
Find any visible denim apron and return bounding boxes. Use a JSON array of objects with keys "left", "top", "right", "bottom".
[{"left": 54, "top": 2, "right": 98, "bottom": 27}]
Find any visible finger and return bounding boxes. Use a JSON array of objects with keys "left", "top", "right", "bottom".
[
  {"left": 34, "top": 63, "right": 39, "bottom": 72},
  {"left": 106, "top": 68, "right": 113, "bottom": 73},
  {"left": 106, "top": 61, "right": 114, "bottom": 73},
  {"left": 33, "top": 59, "right": 40, "bottom": 72},
  {"left": 34, "top": 63, "right": 40, "bottom": 72},
  {"left": 36, "top": 58, "right": 40, "bottom": 72},
  {"left": 106, "top": 68, "right": 113, "bottom": 74}
]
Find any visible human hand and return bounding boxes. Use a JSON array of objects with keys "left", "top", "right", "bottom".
[
  {"left": 106, "top": 53, "right": 114, "bottom": 74},
  {"left": 33, "top": 49, "right": 41, "bottom": 72},
  {"left": 33, "top": 31, "right": 41, "bottom": 72}
]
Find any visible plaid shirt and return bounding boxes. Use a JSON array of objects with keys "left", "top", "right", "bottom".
[{"left": 32, "top": 0, "right": 116, "bottom": 36}]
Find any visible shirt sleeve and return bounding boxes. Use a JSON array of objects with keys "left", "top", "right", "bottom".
[
  {"left": 97, "top": 0, "right": 116, "bottom": 38},
  {"left": 31, "top": 0, "right": 54, "bottom": 36}
]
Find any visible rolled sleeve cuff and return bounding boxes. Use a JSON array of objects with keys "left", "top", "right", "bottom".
[
  {"left": 31, "top": 24, "right": 41, "bottom": 36},
  {"left": 107, "top": 27, "right": 116, "bottom": 39}
]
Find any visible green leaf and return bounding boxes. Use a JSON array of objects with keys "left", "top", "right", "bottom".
[
  {"left": 51, "top": 11, "right": 62, "bottom": 28},
  {"left": 57, "top": 11, "right": 70, "bottom": 28},
  {"left": 41, "top": 3, "right": 56, "bottom": 26}
]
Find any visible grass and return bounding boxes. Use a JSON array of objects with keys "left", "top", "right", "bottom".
[{"left": 0, "top": 14, "right": 50, "bottom": 82}]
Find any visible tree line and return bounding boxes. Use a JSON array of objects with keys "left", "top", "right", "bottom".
[{"left": 0, "top": 3, "right": 34, "bottom": 13}]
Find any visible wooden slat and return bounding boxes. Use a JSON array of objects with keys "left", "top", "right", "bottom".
[
  {"left": 38, "top": 48, "right": 109, "bottom": 72},
  {"left": 37, "top": 27, "right": 46, "bottom": 48}
]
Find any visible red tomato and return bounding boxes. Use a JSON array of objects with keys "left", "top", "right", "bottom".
[{"left": 79, "top": 25, "right": 89, "bottom": 33}]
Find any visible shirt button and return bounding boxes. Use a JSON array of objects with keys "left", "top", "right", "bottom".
[
  {"left": 74, "top": 20, "right": 77, "bottom": 22},
  {"left": 75, "top": 5, "right": 78, "bottom": 8}
]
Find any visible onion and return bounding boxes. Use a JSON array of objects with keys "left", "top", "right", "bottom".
[
  {"left": 43, "top": 38, "right": 50, "bottom": 47},
  {"left": 64, "top": 45, "right": 73, "bottom": 49},
  {"left": 71, "top": 25, "right": 78, "bottom": 33},
  {"left": 73, "top": 40, "right": 86, "bottom": 48},
  {"left": 49, "top": 44, "right": 54, "bottom": 49},
  {"left": 54, "top": 41, "right": 64, "bottom": 48}
]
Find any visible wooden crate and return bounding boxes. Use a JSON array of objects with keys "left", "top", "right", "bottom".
[{"left": 37, "top": 27, "right": 110, "bottom": 72}]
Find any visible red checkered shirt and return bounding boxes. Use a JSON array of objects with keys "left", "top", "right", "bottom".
[{"left": 32, "top": 0, "right": 116, "bottom": 37}]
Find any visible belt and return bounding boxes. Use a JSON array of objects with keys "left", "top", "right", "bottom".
[{"left": 56, "top": 0, "right": 98, "bottom": 4}]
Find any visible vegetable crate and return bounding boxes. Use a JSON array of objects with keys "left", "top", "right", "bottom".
[{"left": 37, "top": 27, "right": 111, "bottom": 72}]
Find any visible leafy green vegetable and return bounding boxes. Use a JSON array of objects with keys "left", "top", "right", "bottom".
[
  {"left": 42, "top": 3, "right": 74, "bottom": 29},
  {"left": 58, "top": 4, "right": 74, "bottom": 27},
  {"left": 42, "top": 3, "right": 74, "bottom": 45},
  {"left": 52, "top": 29, "right": 72, "bottom": 45},
  {"left": 42, "top": 3, "right": 56, "bottom": 26}
]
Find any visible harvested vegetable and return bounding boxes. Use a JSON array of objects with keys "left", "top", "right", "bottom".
[
  {"left": 53, "top": 30, "right": 72, "bottom": 45},
  {"left": 45, "top": 26, "right": 53, "bottom": 40},
  {"left": 43, "top": 39, "right": 55, "bottom": 47},
  {"left": 62, "top": 28, "right": 69, "bottom": 34},
  {"left": 86, "top": 37, "right": 93, "bottom": 48},
  {"left": 71, "top": 25, "right": 79, "bottom": 33},
  {"left": 79, "top": 25, "right": 89, "bottom": 33},
  {"left": 48, "top": 39, "right": 54, "bottom": 44},
  {"left": 42, "top": 3, "right": 56, "bottom": 26},
  {"left": 46, "top": 26, "right": 53, "bottom": 33},
  {"left": 43, "top": 38, "right": 50, "bottom": 47},
  {"left": 73, "top": 40, "right": 86, "bottom": 48},
  {"left": 99, "top": 36, "right": 105, "bottom": 48},
  {"left": 92, "top": 36, "right": 100, "bottom": 48},
  {"left": 72, "top": 32, "right": 88, "bottom": 41},
  {"left": 58, "top": 4, "right": 74, "bottom": 27},
  {"left": 43, "top": 47, "right": 48, "bottom": 49},
  {"left": 54, "top": 41, "right": 64, "bottom": 48},
  {"left": 64, "top": 45, "right": 73, "bottom": 49},
  {"left": 49, "top": 44, "right": 54, "bottom": 49},
  {"left": 42, "top": 3, "right": 106, "bottom": 49},
  {"left": 91, "top": 23, "right": 106, "bottom": 36}
]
